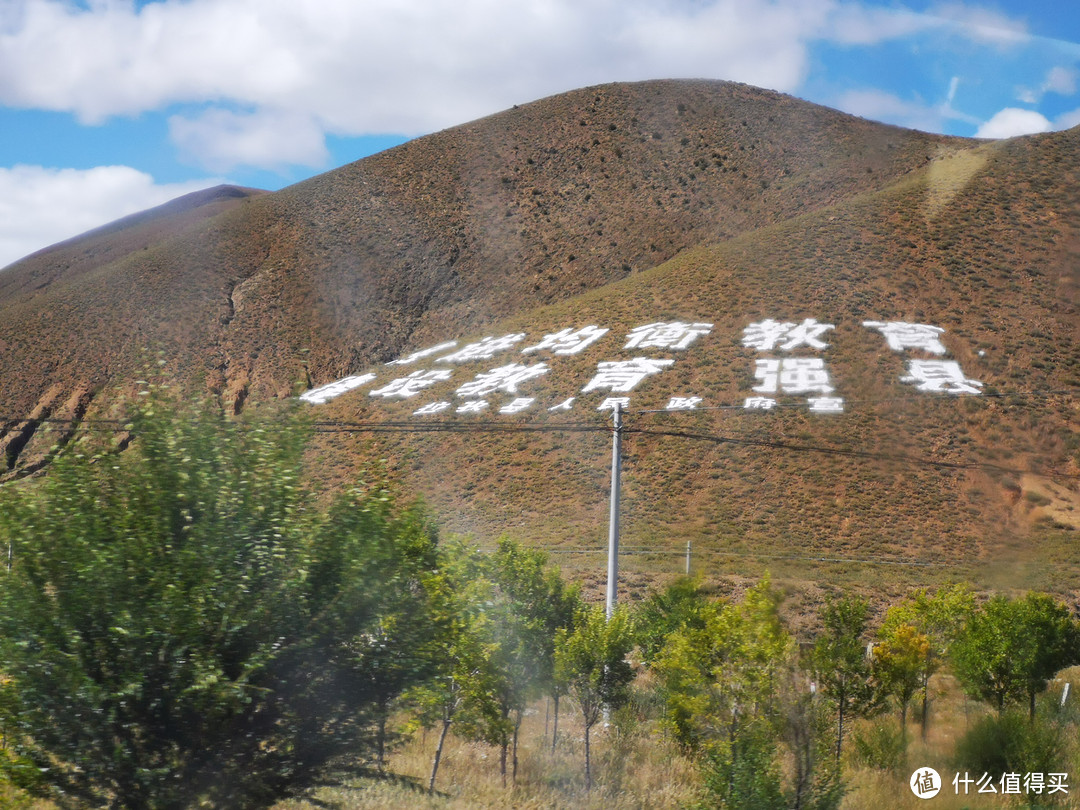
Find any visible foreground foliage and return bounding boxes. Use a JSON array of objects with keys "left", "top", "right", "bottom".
[
  {"left": 0, "top": 401, "right": 438, "bottom": 809},
  {"left": 651, "top": 578, "right": 842, "bottom": 810}
]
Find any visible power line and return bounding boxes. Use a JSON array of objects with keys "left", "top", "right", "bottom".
[
  {"left": 310, "top": 418, "right": 1077, "bottom": 481},
  {"left": 2, "top": 408, "right": 1076, "bottom": 480}
]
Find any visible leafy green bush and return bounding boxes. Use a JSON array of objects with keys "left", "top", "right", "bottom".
[
  {"left": 952, "top": 711, "right": 1065, "bottom": 779},
  {"left": 699, "top": 725, "right": 785, "bottom": 810},
  {"left": 0, "top": 399, "right": 439, "bottom": 809}
]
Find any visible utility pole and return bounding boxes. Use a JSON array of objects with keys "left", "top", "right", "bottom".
[{"left": 605, "top": 402, "right": 622, "bottom": 619}]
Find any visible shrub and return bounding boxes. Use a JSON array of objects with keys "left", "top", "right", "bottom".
[
  {"left": 952, "top": 711, "right": 1065, "bottom": 779},
  {"left": 851, "top": 720, "right": 907, "bottom": 771},
  {"left": 0, "top": 398, "right": 439, "bottom": 809}
]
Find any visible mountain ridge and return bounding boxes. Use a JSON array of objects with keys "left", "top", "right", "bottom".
[{"left": 0, "top": 80, "right": 967, "bottom": 416}]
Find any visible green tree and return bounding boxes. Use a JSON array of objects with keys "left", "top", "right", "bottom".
[
  {"left": 951, "top": 592, "right": 1079, "bottom": 719},
  {"left": 655, "top": 579, "right": 841, "bottom": 809},
  {"left": 491, "top": 538, "right": 580, "bottom": 757},
  {"left": 0, "top": 400, "right": 438, "bottom": 809},
  {"left": 655, "top": 577, "right": 792, "bottom": 751},
  {"left": 636, "top": 576, "right": 710, "bottom": 668},
  {"left": 878, "top": 584, "right": 973, "bottom": 740},
  {"left": 404, "top": 538, "right": 505, "bottom": 794},
  {"left": 554, "top": 604, "right": 636, "bottom": 791},
  {"left": 442, "top": 538, "right": 570, "bottom": 788},
  {"left": 811, "top": 596, "right": 882, "bottom": 762},
  {"left": 872, "top": 623, "right": 930, "bottom": 740}
]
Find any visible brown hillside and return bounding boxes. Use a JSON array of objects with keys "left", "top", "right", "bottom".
[
  {"left": 0, "top": 80, "right": 961, "bottom": 422},
  {"left": 302, "top": 127, "right": 1080, "bottom": 603},
  {"left": 0, "top": 184, "right": 265, "bottom": 296}
]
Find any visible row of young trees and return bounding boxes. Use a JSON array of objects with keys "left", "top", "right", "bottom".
[
  {"left": 0, "top": 401, "right": 1076, "bottom": 808},
  {"left": 637, "top": 577, "right": 1080, "bottom": 808}
]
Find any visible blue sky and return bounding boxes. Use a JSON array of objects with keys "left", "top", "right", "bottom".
[{"left": 1, "top": 0, "right": 1079, "bottom": 268}]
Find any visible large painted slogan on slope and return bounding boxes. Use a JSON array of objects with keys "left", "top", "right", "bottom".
[{"left": 300, "top": 319, "right": 984, "bottom": 415}]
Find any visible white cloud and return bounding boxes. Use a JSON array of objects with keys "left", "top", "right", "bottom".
[
  {"left": 927, "top": 2, "right": 1028, "bottom": 47},
  {"left": 826, "top": 1, "right": 1029, "bottom": 47},
  {"left": 1043, "top": 66, "right": 1078, "bottom": 96},
  {"left": 1054, "top": 107, "right": 1080, "bottom": 130},
  {"left": 833, "top": 82, "right": 980, "bottom": 133},
  {"left": 169, "top": 107, "right": 329, "bottom": 173},
  {"left": 0, "top": 165, "right": 217, "bottom": 269},
  {"left": 975, "top": 108, "right": 1052, "bottom": 139},
  {"left": 827, "top": 4, "right": 928, "bottom": 45},
  {"left": 1016, "top": 66, "right": 1079, "bottom": 105},
  {"left": 0, "top": 0, "right": 838, "bottom": 168},
  {"left": 0, "top": 0, "right": 1046, "bottom": 175},
  {"left": 835, "top": 89, "right": 945, "bottom": 132}
]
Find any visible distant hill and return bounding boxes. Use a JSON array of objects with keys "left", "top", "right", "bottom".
[{"left": 1, "top": 79, "right": 1077, "bottom": 604}]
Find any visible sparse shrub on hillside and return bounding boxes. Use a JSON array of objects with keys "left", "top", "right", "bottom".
[{"left": 0, "top": 397, "right": 440, "bottom": 809}]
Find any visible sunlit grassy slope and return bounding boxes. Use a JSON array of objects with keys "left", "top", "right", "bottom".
[{"left": 307, "top": 131, "right": 1080, "bottom": 606}]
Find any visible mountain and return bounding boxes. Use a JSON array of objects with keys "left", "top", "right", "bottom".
[{"left": 1, "top": 79, "right": 1077, "bottom": 602}]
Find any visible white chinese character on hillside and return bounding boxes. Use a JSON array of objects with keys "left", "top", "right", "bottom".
[
  {"left": 666, "top": 396, "right": 702, "bottom": 411},
  {"left": 499, "top": 398, "right": 535, "bottom": 414},
  {"left": 582, "top": 358, "right": 675, "bottom": 393},
  {"left": 624, "top": 321, "right": 713, "bottom": 350},
  {"left": 548, "top": 398, "right": 576, "bottom": 412},
  {"left": 753, "top": 358, "right": 834, "bottom": 395},
  {"left": 598, "top": 397, "right": 630, "bottom": 412},
  {"left": 455, "top": 363, "right": 549, "bottom": 398},
  {"left": 370, "top": 369, "right": 453, "bottom": 399},
  {"left": 744, "top": 396, "right": 777, "bottom": 410},
  {"left": 413, "top": 401, "right": 451, "bottom": 416},
  {"left": 522, "top": 326, "right": 609, "bottom": 355},
  {"left": 808, "top": 397, "right": 845, "bottom": 413},
  {"left": 300, "top": 374, "right": 376, "bottom": 404},
  {"left": 386, "top": 341, "right": 458, "bottom": 365},
  {"left": 456, "top": 400, "right": 489, "bottom": 414},
  {"left": 436, "top": 334, "right": 526, "bottom": 363},
  {"left": 742, "top": 318, "right": 835, "bottom": 351},
  {"left": 900, "top": 360, "right": 983, "bottom": 395},
  {"left": 863, "top": 321, "right": 947, "bottom": 355}
]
